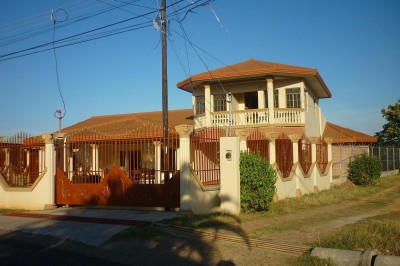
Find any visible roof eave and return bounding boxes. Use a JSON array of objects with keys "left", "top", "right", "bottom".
[{"left": 177, "top": 69, "right": 332, "bottom": 98}]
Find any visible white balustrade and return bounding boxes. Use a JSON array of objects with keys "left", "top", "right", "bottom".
[{"left": 194, "top": 109, "right": 304, "bottom": 129}]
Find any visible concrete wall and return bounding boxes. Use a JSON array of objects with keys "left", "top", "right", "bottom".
[
  {"left": 0, "top": 135, "right": 56, "bottom": 210},
  {"left": 185, "top": 169, "right": 221, "bottom": 214},
  {"left": 0, "top": 169, "right": 53, "bottom": 210}
]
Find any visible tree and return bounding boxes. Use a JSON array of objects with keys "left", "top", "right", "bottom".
[{"left": 375, "top": 99, "right": 400, "bottom": 146}]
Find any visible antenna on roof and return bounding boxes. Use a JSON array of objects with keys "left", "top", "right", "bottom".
[{"left": 55, "top": 109, "right": 62, "bottom": 132}]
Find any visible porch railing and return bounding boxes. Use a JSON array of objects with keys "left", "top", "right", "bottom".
[{"left": 194, "top": 108, "right": 305, "bottom": 129}]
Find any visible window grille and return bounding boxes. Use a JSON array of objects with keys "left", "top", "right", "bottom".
[
  {"left": 213, "top": 94, "right": 226, "bottom": 112},
  {"left": 195, "top": 95, "right": 205, "bottom": 115},
  {"left": 286, "top": 88, "right": 301, "bottom": 108},
  {"left": 264, "top": 90, "right": 279, "bottom": 108}
]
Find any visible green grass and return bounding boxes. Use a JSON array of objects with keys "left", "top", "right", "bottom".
[
  {"left": 0, "top": 209, "right": 26, "bottom": 214},
  {"left": 291, "top": 254, "right": 337, "bottom": 266},
  {"left": 313, "top": 211, "right": 400, "bottom": 256},
  {"left": 162, "top": 175, "right": 400, "bottom": 229}
]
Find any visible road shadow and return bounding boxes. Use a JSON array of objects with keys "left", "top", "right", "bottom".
[{"left": 0, "top": 205, "right": 251, "bottom": 265}]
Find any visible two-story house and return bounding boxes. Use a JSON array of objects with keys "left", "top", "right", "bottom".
[{"left": 177, "top": 58, "right": 331, "bottom": 139}]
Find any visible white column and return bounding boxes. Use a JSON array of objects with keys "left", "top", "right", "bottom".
[
  {"left": 38, "top": 148, "right": 43, "bottom": 172},
  {"left": 266, "top": 78, "right": 274, "bottom": 124},
  {"left": 289, "top": 134, "right": 300, "bottom": 197},
  {"left": 4, "top": 148, "right": 10, "bottom": 167},
  {"left": 204, "top": 85, "right": 211, "bottom": 127},
  {"left": 289, "top": 134, "right": 300, "bottom": 164},
  {"left": 25, "top": 149, "right": 31, "bottom": 184},
  {"left": 175, "top": 124, "right": 194, "bottom": 211},
  {"left": 235, "top": 129, "right": 249, "bottom": 152},
  {"left": 90, "top": 144, "right": 99, "bottom": 175},
  {"left": 153, "top": 141, "right": 162, "bottom": 184},
  {"left": 325, "top": 137, "right": 333, "bottom": 187},
  {"left": 42, "top": 134, "right": 56, "bottom": 209},
  {"left": 258, "top": 90, "right": 265, "bottom": 109},
  {"left": 309, "top": 137, "right": 319, "bottom": 192},
  {"left": 4, "top": 148, "right": 10, "bottom": 179},
  {"left": 266, "top": 132, "right": 278, "bottom": 164}
]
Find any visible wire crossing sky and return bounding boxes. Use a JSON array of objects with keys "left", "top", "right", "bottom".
[{"left": 0, "top": 0, "right": 399, "bottom": 137}]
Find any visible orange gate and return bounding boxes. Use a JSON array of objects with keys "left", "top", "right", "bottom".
[{"left": 55, "top": 127, "right": 180, "bottom": 208}]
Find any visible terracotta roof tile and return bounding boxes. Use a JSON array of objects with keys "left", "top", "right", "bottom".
[
  {"left": 177, "top": 58, "right": 331, "bottom": 98},
  {"left": 323, "top": 122, "right": 377, "bottom": 144},
  {"left": 61, "top": 109, "right": 193, "bottom": 135}
]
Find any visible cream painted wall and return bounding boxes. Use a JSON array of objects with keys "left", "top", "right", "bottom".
[
  {"left": 187, "top": 170, "right": 221, "bottom": 214},
  {"left": 0, "top": 169, "right": 53, "bottom": 210},
  {"left": 304, "top": 84, "right": 324, "bottom": 137}
]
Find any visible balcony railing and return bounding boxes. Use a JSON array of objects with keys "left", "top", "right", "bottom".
[{"left": 194, "top": 108, "right": 305, "bottom": 129}]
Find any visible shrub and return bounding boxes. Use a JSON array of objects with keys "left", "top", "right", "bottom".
[
  {"left": 347, "top": 153, "right": 383, "bottom": 186},
  {"left": 240, "top": 152, "right": 277, "bottom": 211}
]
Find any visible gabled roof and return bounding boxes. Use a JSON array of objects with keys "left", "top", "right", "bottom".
[
  {"left": 177, "top": 58, "right": 332, "bottom": 98},
  {"left": 61, "top": 109, "right": 193, "bottom": 135},
  {"left": 323, "top": 122, "right": 377, "bottom": 144}
]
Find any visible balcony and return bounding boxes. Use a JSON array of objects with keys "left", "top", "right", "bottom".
[{"left": 194, "top": 108, "right": 305, "bottom": 129}]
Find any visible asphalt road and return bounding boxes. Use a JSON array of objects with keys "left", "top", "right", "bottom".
[{"left": 0, "top": 229, "right": 128, "bottom": 266}]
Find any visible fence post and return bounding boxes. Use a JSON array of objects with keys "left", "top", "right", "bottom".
[
  {"left": 220, "top": 137, "right": 240, "bottom": 215},
  {"left": 309, "top": 137, "right": 319, "bottom": 192},
  {"left": 175, "top": 124, "right": 194, "bottom": 211},
  {"left": 153, "top": 141, "right": 162, "bottom": 184},
  {"left": 41, "top": 134, "right": 57, "bottom": 210},
  {"left": 266, "top": 132, "right": 278, "bottom": 164},
  {"left": 289, "top": 134, "right": 301, "bottom": 197},
  {"left": 235, "top": 129, "right": 249, "bottom": 152},
  {"left": 324, "top": 138, "right": 333, "bottom": 187},
  {"left": 386, "top": 147, "right": 389, "bottom": 171}
]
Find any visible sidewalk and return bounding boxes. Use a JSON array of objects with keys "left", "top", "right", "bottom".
[{"left": 0, "top": 207, "right": 181, "bottom": 247}]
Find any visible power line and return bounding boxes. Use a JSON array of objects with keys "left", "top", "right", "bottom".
[
  {"left": 0, "top": 22, "right": 153, "bottom": 62},
  {"left": 51, "top": 8, "right": 68, "bottom": 121},
  {"left": 0, "top": 0, "right": 147, "bottom": 47},
  {"left": 0, "top": 0, "right": 212, "bottom": 62}
]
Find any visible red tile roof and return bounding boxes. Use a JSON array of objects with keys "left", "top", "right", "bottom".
[
  {"left": 177, "top": 58, "right": 331, "bottom": 98},
  {"left": 61, "top": 109, "right": 193, "bottom": 135},
  {"left": 323, "top": 122, "right": 377, "bottom": 144}
]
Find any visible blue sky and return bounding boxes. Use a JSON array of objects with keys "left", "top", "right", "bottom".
[{"left": 0, "top": 0, "right": 399, "bottom": 137}]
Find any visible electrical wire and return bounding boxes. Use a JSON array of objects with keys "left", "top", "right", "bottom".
[
  {"left": 52, "top": 8, "right": 68, "bottom": 119},
  {"left": 0, "top": 0, "right": 211, "bottom": 62},
  {"left": 0, "top": 0, "right": 146, "bottom": 48}
]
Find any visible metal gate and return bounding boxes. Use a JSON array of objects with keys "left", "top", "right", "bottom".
[{"left": 55, "top": 127, "right": 180, "bottom": 208}]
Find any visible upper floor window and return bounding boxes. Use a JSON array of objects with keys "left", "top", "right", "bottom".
[
  {"left": 265, "top": 89, "right": 279, "bottom": 108},
  {"left": 213, "top": 94, "right": 226, "bottom": 112},
  {"left": 286, "top": 88, "right": 301, "bottom": 108},
  {"left": 195, "top": 95, "right": 205, "bottom": 115}
]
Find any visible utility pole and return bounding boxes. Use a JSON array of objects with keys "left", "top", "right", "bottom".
[{"left": 161, "top": 0, "right": 168, "bottom": 138}]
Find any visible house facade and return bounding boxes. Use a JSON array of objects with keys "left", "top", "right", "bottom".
[
  {"left": 0, "top": 59, "right": 378, "bottom": 213},
  {"left": 177, "top": 58, "right": 331, "bottom": 138}
]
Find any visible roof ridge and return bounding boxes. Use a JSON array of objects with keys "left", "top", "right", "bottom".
[
  {"left": 91, "top": 108, "right": 192, "bottom": 118},
  {"left": 327, "top": 122, "right": 371, "bottom": 137}
]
